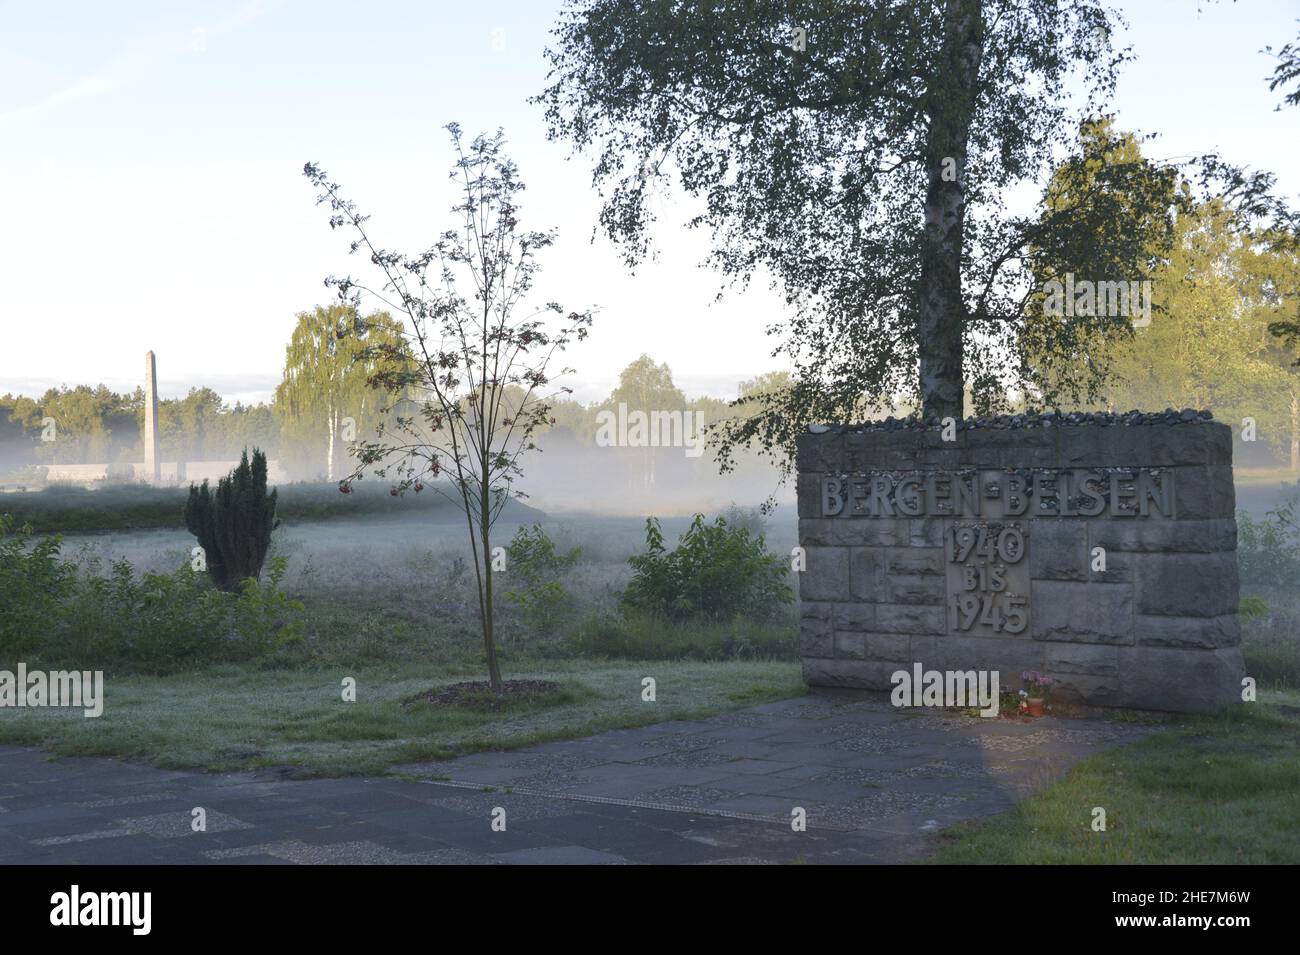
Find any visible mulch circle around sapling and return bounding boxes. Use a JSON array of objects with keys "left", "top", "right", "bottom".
[{"left": 408, "top": 680, "right": 564, "bottom": 712}]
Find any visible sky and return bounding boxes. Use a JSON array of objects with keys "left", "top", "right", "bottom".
[{"left": 1, "top": 0, "right": 1297, "bottom": 406}]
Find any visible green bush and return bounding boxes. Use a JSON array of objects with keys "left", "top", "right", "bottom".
[
  {"left": 58, "top": 556, "right": 305, "bottom": 674},
  {"left": 1237, "top": 493, "right": 1300, "bottom": 591},
  {"left": 232, "top": 556, "right": 307, "bottom": 658},
  {"left": 185, "top": 448, "right": 279, "bottom": 591},
  {"left": 621, "top": 514, "right": 792, "bottom": 621},
  {"left": 0, "top": 512, "right": 305, "bottom": 673},
  {"left": 1240, "top": 595, "right": 1269, "bottom": 620},
  {"left": 61, "top": 560, "right": 232, "bottom": 671},
  {"left": 503, "top": 524, "right": 580, "bottom": 637},
  {"left": 0, "top": 514, "right": 75, "bottom": 656}
]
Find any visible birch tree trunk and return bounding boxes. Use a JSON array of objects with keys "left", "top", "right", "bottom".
[
  {"left": 917, "top": 0, "right": 983, "bottom": 419},
  {"left": 327, "top": 401, "right": 336, "bottom": 482},
  {"left": 1290, "top": 391, "right": 1299, "bottom": 472}
]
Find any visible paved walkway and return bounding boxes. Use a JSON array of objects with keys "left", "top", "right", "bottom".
[{"left": 0, "top": 694, "right": 1152, "bottom": 864}]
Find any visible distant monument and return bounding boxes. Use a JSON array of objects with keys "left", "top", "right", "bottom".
[
  {"left": 39, "top": 349, "right": 286, "bottom": 487},
  {"left": 143, "top": 350, "right": 161, "bottom": 484}
]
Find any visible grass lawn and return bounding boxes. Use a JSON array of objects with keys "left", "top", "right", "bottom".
[
  {"left": 0, "top": 660, "right": 804, "bottom": 777},
  {"left": 928, "top": 690, "right": 1300, "bottom": 864}
]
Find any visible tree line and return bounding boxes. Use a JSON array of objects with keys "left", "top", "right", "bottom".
[
  {"left": 0, "top": 386, "right": 276, "bottom": 476},
  {"left": 0, "top": 315, "right": 788, "bottom": 485}
]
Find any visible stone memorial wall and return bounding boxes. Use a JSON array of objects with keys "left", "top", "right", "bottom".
[{"left": 796, "top": 413, "right": 1244, "bottom": 712}]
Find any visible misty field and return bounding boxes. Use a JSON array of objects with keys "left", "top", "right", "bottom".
[{"left": 0, "top": 495, "right": 806, "bottom": 774}]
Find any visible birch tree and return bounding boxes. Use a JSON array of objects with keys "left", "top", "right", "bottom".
[
  {"left": 275, "top": 305, "right": 406, "bottom": 481},
  {"left": 536, "top": 0, "right": 1292, "bottom": 473}
]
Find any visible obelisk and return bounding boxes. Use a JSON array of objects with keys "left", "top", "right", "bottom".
[{"left": 144, "top": 351, "right": 160, "bottom": 484}]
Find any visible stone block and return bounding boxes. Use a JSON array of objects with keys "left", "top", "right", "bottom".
[
  {"left": 850, "top": 548, "right": 886, "bottom": 600},
  {"left": 833, "top": 630, "right": 866, "bottom": 659},
  {"left": 797, "top": 472, "right": 827, "bottom": 518},
  {"left": 795, "top": 441, "right": 824, "bottom": 474},
  {"left": 832, "top": 602, "right": 876, "bottom": 632},
  {"left": 964, "top": 427, "right": 1056, "bottom": 454},
  {"left": 800, "top": 627, "right": 832, "bottom": 658},
  {"left": 848, "top": 519, "right": 912, "bottom": 546},
  {"left": 1028, "top": 519, "right": 1088, "bottom": 581},
  {"left": 909, "top": 517, "right": 946, "bottom": 546},
  {"left": 885, "top": 575, "right": 945, "bottom": 605},
  {"left": 1135, "top": 552, "right": 1239, "bottom": 617},
  {"left": 1173, "top": 465, "right": 1235, "bottom": 520},
  {"left": 804, "top": 514, "right": 912, "bottom": 545},
  {"left": 878, "top": 446, "right": 954, "bottom": 470},
  {"left": 1060, "top": 425, "right": 1148, "bottom": 467},
  {"left": 1146, "top": 421, "right": 1232, "bottom": 466},
  {"left": 1056, "top": 426, "right": 1108, "bottom": 467},
  {"left": 1135, "top": 613, "right": 1240, "bottom": 649},
  {"left": 801, "top": 658, "right": 901, "bottom": 690},
  {"left": 1031, "top": 580, "right": 1134, "bottom": 644},
  {"left": 861, "top": 632, "right": 912, "bottom": 662},
  {"left": 800, "top": 601, "right": 831, "bottom": 623},
  {"left": 1204, "top": 423, "right": 1233, "bottom": 465},
  {"left": 1040, "top": 644, "right": 1122, "bottom": 703},
  {"left": 857, "top": 430, "right": 920, "bottom": 454},
  {"left": 798, "top": 518, "right": 836, "bottom": 548},
  {"left": 1116, "top": 646, "right": 1245, "bottom": 712},
  {"left": 1086, "top": 548, "right": 1133, "bottom": 584},
  {"left": 1089, "top": 519, "right": 1236, "bottom": 554},
  {"left": 1044, "top": 642, "right": 1120, "bottom": 676},
  {"left": 885, "top": 547, "right": 944, "bottom": 576},
  {"left": 799, "top": 603, "right": 832, "bottom": 658},
  {"left": 799, "top": 547, "right": 849, "bottom": 601},
  {"left": 988, "top": 444, "right": 1062, "bottom": 469},
  {"left": 909, "top": 635, "right": 1045, "bottom": 681},
  {"left": 876, "top": 603, "right": 946, "bottom": 635}
]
